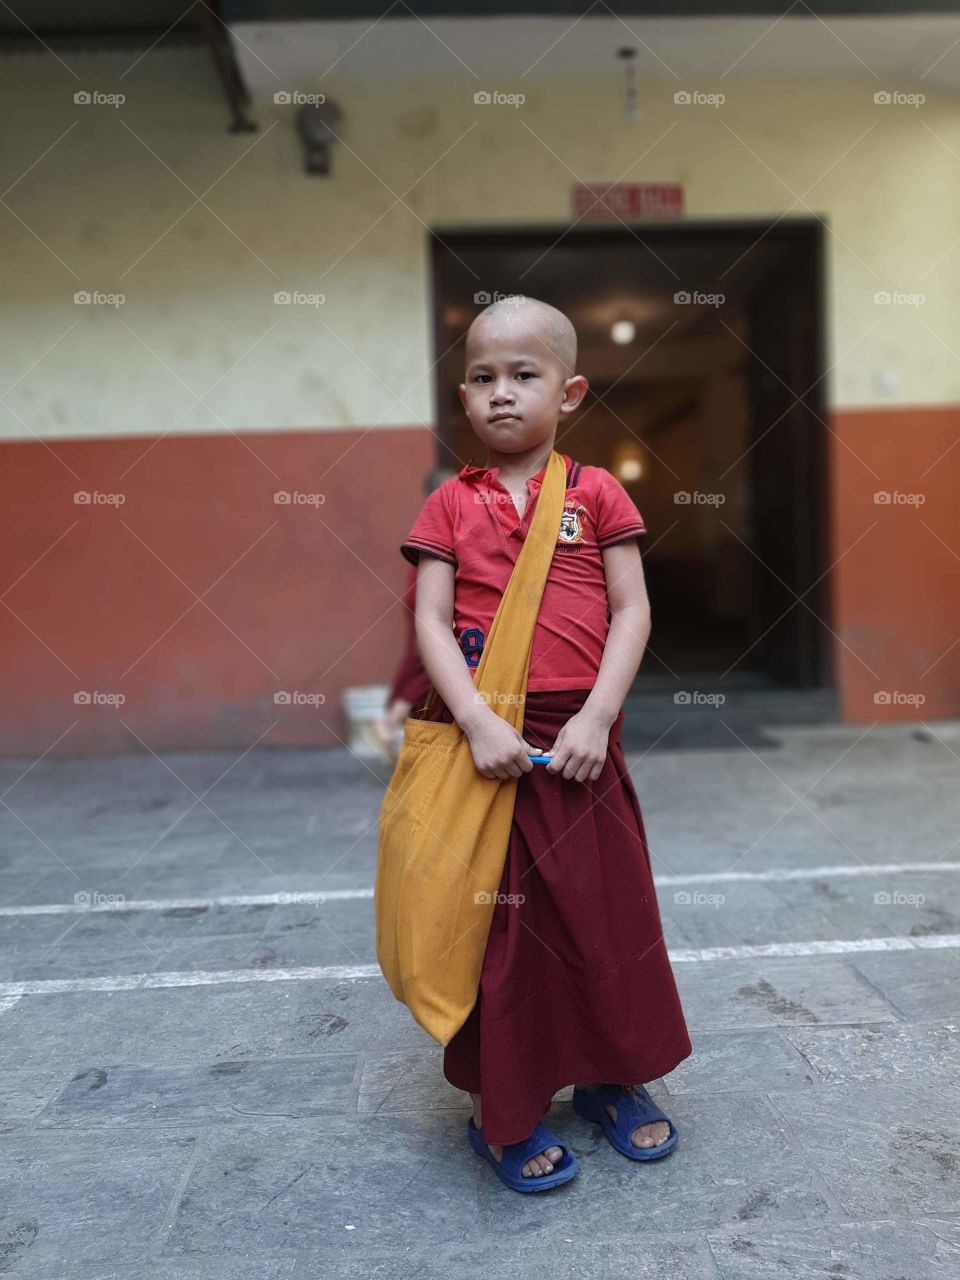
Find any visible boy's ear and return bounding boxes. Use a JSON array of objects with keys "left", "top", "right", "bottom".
[
  {"left": 457, "top": 382, "right": 468, "bottom": 412},
  {"left": 560, "top": 373, "right": 589, "bottom": 414}
]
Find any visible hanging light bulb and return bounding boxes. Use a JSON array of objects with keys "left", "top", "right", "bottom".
[
  {"left": 618, "top": 47, "right": 638, "bottom": 122},
  {"left": 611, "top": 318, "right": 636, "bottom": 345},
  {"left": 612, "top": 440, "right": 644, "bottom": 483}
]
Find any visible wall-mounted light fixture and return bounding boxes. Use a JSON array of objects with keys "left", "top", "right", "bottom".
[{"left": 296, "top": 99, "right": 343, "bottom": 175}]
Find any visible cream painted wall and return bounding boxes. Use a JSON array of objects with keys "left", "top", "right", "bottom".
[{"left": 2, "top": 45, "right": 958, "bottom": 442}]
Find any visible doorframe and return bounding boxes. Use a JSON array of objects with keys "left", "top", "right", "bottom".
[{"left": 427, "top": 218, "right": 832, "bottom": 691}]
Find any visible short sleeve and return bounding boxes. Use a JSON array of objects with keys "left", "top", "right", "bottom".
[
  {"left": 594, "top": 468, "right": 647, "bottom": 549},
  {"left": 400, "top": 481, "right": 457, "bottom": 567}
]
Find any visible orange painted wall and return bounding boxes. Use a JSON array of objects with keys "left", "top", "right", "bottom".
[
  {"left": 1, "top": 428, "right": 433, "bottom": 758},
  {"left": 3, "top": 410, "right": 958, "bottom": 758},
  {"left": 830, "top": 405, "right": 960, "bottom": 724}
]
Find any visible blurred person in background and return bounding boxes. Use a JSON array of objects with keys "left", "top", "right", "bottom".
[{"left": 373, "top": 465, "right": 456, "bottom": 760}]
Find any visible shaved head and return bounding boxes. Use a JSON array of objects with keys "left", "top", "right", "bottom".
[{"left": 466, "top": 295, "right": 577, "bottom": 379}]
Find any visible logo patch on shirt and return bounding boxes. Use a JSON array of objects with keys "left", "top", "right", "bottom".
[
  {"left": 557, "top": 501, "right": 588, "bottom": 553},
  {"left": 459, "top": 626, "right": 485, "bottom": 668}
]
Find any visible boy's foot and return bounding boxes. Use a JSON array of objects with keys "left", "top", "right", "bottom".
[
  {"left": 577, "top": 1083, "right": 671, "bottom": 1149},
  {"left": 469, "top": 1092, "right": 562, "bottom": 1178}
]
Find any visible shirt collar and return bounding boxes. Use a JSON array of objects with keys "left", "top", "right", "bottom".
[{"left": 459, "top": 452, "right": 568, "bottom": 489}]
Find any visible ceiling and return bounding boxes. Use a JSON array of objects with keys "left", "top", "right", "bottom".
[
  {"left": 2, "top": 0, "right": 956, "bottom": 29},
  {"left": 3, "top": 4, "right": 956, "bottom": 132},
  {"left": 3, "top": 4, "right": 959, "bottom": 90},
  {"left": 435, "top": 222, "right": 793, "bottom": 337},
  {"left": 224, "top": 12, "right": 960, "bottom": 90},
  {"left": 430, "top": 223, "right": 809, "bottom": 427}
]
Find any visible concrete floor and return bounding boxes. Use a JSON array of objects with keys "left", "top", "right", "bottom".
[{"left": 1, "top": 719, "right": 959, "bottom": 1277}]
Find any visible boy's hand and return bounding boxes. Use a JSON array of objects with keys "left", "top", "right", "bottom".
[
  {"left": 464, "top": 708, "right": 537, "bottom": 780},
  {"left": 545, "top": 708, "right": 612, "bottom": 783}
]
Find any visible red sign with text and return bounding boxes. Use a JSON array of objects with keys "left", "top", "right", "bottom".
[{"left": 572, "top": 183, "right": 684, "bottom": 220}]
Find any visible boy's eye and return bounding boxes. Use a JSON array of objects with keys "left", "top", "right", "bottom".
[{"left": 517, "top": 371, "right": 535, "bottom": 380}]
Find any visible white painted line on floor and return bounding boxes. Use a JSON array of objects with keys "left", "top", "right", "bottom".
[
  {"left": 0, "top": 965, "right": 381, "bottom": 997},
  {"left": 0, "top": 888, "right": 375, "bottom": 917},
  {"left": 668, "top": 937, "right": 919, "bottom": 962},
  {"left": 2, "top": 861, "right": 957, "bottom": 919},
  {"left": 145, "top": 963, "right": 378, "bottom": 988},
  {"left": 657, "top": 861, "right": 960, "bottom": 886},
  {"left": 672, "top": 932, "right": 960, "bottom": 959},
  {"left": 913, "top": 932, "right": 960, "bottom": 949},
  {"left": 1, "top": 933, "right": 958, "bottom": 998}
]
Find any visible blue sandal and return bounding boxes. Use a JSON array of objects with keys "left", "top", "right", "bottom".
[
  {"left": 572, "top": 1083, "right": 679, "bottom": 1161},
  {"left": 467, "top": 1116, "right": 579, "bottom": 1192}
]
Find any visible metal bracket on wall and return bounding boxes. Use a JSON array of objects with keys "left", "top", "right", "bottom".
[
  {"left": 199, "top": 1, "right": 257, "bottom": 134},
  {"left": 0, "top": 0, "right": 257, "bottom": 134}
]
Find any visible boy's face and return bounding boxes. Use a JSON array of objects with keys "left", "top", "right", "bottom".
[{"left": 458, "top": 319, "right": 587, "bottom": 457}]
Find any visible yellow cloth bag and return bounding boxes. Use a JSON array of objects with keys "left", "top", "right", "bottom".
[{"left": 375, "top": 449, "right": 567, "bottom": 1046}]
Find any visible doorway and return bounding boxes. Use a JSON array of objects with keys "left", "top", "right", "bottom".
[{"left": 429, "top": 220, "right": 832, "bottom": 698}]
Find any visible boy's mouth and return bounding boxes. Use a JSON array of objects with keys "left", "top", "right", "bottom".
[{"left": 489, "top": 413, "right": 520, "bottom": 423}]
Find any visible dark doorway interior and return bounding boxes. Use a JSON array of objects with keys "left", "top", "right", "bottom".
[{"left": 429, "top": 220, "right": 832, "bottom": 707}]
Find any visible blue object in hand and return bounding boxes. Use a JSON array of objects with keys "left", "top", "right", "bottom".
[{"left": 527, "top": 754, "right": 553, "bottom": 765}]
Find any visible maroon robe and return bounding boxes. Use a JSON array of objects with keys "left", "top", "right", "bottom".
[{"left": 422, "top": 686, "right": 693, "bottom": 1145}]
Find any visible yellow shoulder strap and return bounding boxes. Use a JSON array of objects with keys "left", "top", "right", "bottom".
[{"left": 473, "top": 449, "right": 566, "bottom": 714}]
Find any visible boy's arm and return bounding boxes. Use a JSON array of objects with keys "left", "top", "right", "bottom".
[
  {"left": 414, "top": 555, "right": 536, "bottom": 778},
  {"left": 413, "top": 555, "right": 487, "bottom": 734},
  {"left": 546, "top": 539, "right": 651, "bottom": 782},
  {"left": 582, "top": 539, "right": 651, "bottom": 727}
]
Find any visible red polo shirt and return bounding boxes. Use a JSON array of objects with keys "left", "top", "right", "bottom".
[{"left": 401, "top": 454, "right": 647, "bottom": 691}]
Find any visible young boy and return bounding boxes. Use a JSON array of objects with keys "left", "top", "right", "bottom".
[{"left": 400, "top": 295, "right": 692, "bottom": 1190}]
